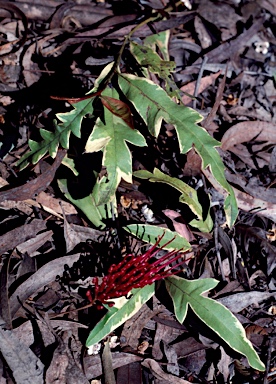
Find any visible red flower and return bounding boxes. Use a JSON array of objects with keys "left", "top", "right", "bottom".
[{"left": 86, "top": 236, "right": 190, "bottom": 306}]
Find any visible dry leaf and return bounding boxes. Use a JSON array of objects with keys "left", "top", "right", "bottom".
[
  {"left": 121, "top": 301, "right": 160, "bottom": 349},
  {"left": 0, "top": 150, "right": 66, "bottom": 202},
  {"left": 163, "top": 341, "right": 179, "bottom": 376},
  {"left": 35, "top": 191, "right": 77, "bottom": 217},
  {"left": 141, "top": 358, "right": 197, "bottom": 384},
  {"left": 181, "top": 72, "right": 221, "bottom": 105},
  {"left": 217, "top": 347, "right": 231, "bottom": 382},
  {"left": 10, "top": 254, "right": 81, "bottom": 318},
  {"left": 221, "top": 121, "right": 276, "bottom": 168},
  {"left": 0, "top": 219, "right": 47, "bottom": 254},
  {"left": 62, "top": 211, "right": 103, "bottom": 253},
  {"left": 163, "top": 209, "right": 195, "bottom": 242},
  {"left": 217, "top": 291, "right": 276, "bottom": 313},
  {"left": 84, "top": 353, "right": 142, "bottom": 379},
  {"left": 194, "top": 15, "right": 212, "bottom": 49},
  {"left": 0, "top": 327, "right": 44, "bottom": 384},
  {"left": 16, "top": 230, "right": 53, "bottom": 255}
]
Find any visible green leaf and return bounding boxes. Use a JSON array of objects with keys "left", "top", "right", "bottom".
[
  {"left": 58, "top": 179, "right": 106, "bottom": 229},
  {"left": 130, "top": 40, "right": 177, "bottom": 97},
  {"left": 134, "top": 168, "right": 213, "bottom": 232},
  {"left": 123, "top": 224, "right": 191, "bottom": 251},
  {"left": 130, "top": 40, "right": 175, "bottom": 78},
  {"left": 144, "top": 30, "right": 171, "bottom": 61},
  {"left": 62, "top": 155, "right": 79, "bottom": 176},
  {"left": 86, "top": 284, "right": 155, "bottom": 347},
  {"left": 165, "top": 276, "right": 265, "bottom": 371},
  {"left": 118, "top": 74, "right": 238, "bottom": 227},
  {"left": 16, "top": 63, "right": 115, "bottom": 169},
  {"left": 85, "top": 87, "right": 147, "bottom": 205},
  {"left": 17, "top": 99, "right": 95, "bottom": 169}
]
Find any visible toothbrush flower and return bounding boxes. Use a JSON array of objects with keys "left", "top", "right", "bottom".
[{"left": 86, "top": 236, "right": 190, "bottom": 306}]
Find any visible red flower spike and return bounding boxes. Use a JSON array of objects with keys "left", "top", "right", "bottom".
[{"left": 88, "top": 236, "right": 190, "bottom": 306}]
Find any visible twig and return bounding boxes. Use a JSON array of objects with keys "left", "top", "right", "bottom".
[
  {"left": 214, "top": 221, "right": 226, "bottom": 281},
  {"left": 192, "top": 56, "right": 208, "bottom": 110}
]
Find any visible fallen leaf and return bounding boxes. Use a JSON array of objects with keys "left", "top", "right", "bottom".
[
  {"left": 163, "top": 341, "right": 179, "bottom": 376},
  {"left": 217, "top": 291, "right": 276, "bottom": 313},
  {"left": 0, "top": 327, "right": 44, "bottom": 384},
  {"left": 181, "top": 72, "right": 221, "bottom": 105},
  {"left": 217, "top": 347, "right": 231, "bottom": 382},
  {"left": 0, "top": 150, "right": 66, "bottom": 202},
  {"left": 0, "top": 219, "right": 47, "bottom": 254},
  {"left": 62, "top": 209, "right": 103, "bottom": 253},
  {"left": 233, "top": 186, "right": 276, "bottom": 223},
  {"left": 116, "top": 361, "right": 143, "bottom": 384},
  {"left": 194, "top": 15, "right": 212, "bottom": 49},
  {"left": 102, "top": 338, "right": 116, "bottom": 384},
  {"left": 45, "top": 345, "right": 69, "bottom": 384},
  {"left": 225, "top": 170, "right": 276, "bottom": 203},
  {"left": 9, "top": 253, "right": 81, "bottom": 318},
  {"left": 221, "top": 121, "right": 276, "bottom": 150},
  {"left": 141, "top": 358, "right": 197, "bottom": 384},
  {"left": 16, "top": 230, "right": 53, "bottom": 256},
  {"left": 121, "top": 302, "right": 160, "bottom": 349},
  {"left": 203, "top": 167, "right": 276, "bottom": 222},
  {"left": 162, "top": 209, "right": 195, "bottom": 242},
  {"left": 84, "top": 353, "right": 143, "bottom": 379}
]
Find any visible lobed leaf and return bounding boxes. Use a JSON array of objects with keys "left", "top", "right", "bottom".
[
  {"left": 85, "top": 87, "right": 147, "bottom": 205},
  {"left": 165, "top": 276, "right": 265, "bottom": 371},
  {"left": 17, "top": 98, "right": 95, "bottom": 169},
  {"left": 16, "top": 63, "right": 115, "bottom": 169},
  {"left": 118, "top": 74, "right": 238, "bottom": 227}
]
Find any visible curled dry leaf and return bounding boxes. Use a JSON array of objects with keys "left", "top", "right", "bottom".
[
  {"left": 22, "top": 32, "right": 62, "bottom": 86},
  {"left": 221, "top": 121, "right": 276, "bottom": 149}
]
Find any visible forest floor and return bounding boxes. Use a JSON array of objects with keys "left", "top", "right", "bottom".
[{"left": 0, "top": 0, "right": 275, "bottom": 383}]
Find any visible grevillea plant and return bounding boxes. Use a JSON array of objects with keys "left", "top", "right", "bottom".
[
  {"left": 17, "top": 27, "right": 237, "bottom": 229},
  {"left": 15, "top": 16, "right": 264, "bottom": 371}
]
